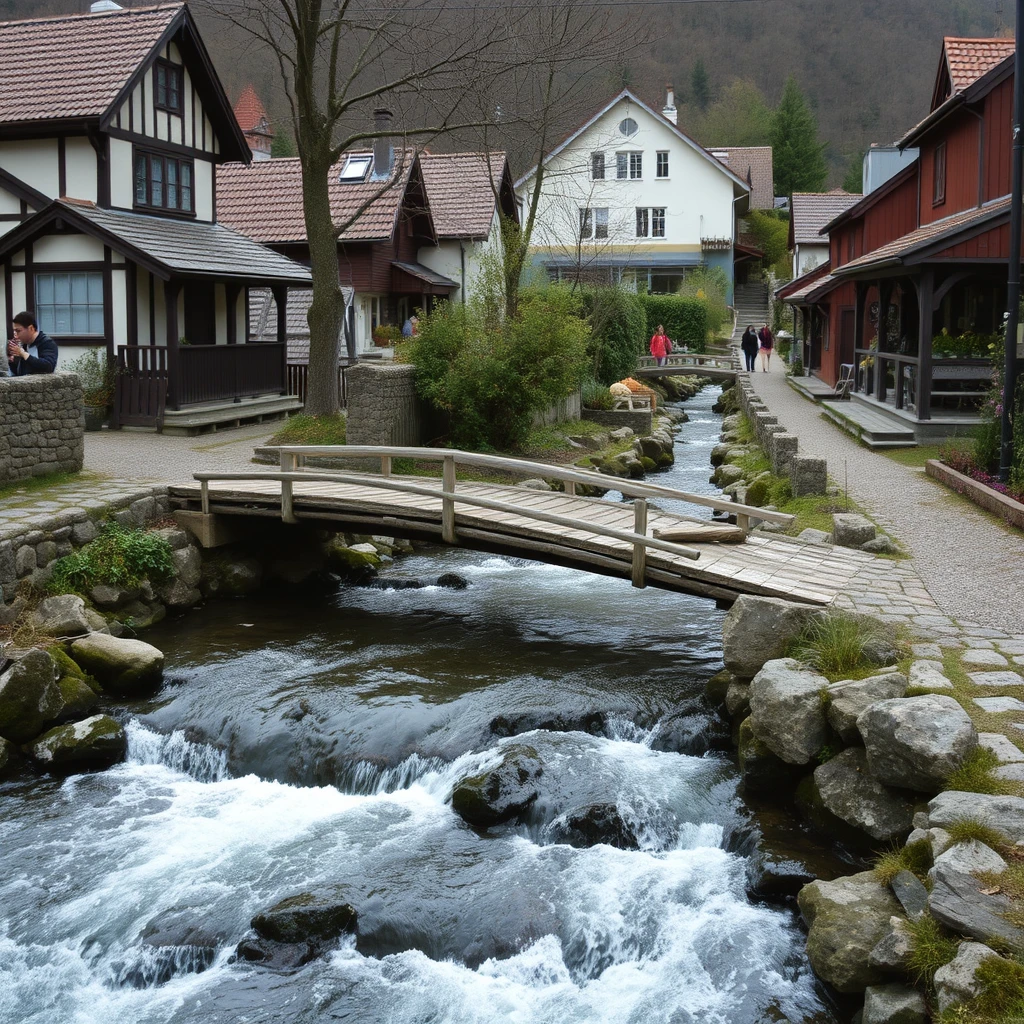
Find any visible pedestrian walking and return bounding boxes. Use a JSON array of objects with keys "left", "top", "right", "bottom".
[
  {"left": 740, "top": 325, "right": 758, "bottom": 373},
  {"left": 649, "top": 325, "right": 671, "bottom": 367},
  {"left": 758, "top": 323, "right": 774, "bottom": 372}
]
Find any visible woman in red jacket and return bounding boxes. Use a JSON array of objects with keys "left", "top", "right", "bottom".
[{"left": 649, "top": 325, "right": 671, "bottom": 367}]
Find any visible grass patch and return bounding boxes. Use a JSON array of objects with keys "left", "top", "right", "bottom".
[
  {"left": 945, "top": 747, "right": 1018, "bottom": 797},
  {"left": 0, "top": 470, "right": 105, "bottom": 505},
  {"left": 905, "top": 915, "right": 960, "bottom": 988},
  {"left": 516, "top": 419, "right": 605, "bottom": 459},
  {"left": 880, "top": 444, "right": 946, "bottom": 468},
  {"left": 787, "top": 610, "right": 900, "bottom": 680},
  {"left": 48, "top": 523, "right": 175, "bottom": 595},
  {"left": 940, "top": 955, "right": 1024, "bottom": 1023},
  {"left": 874, "top": 837, "right": 933, "bottom": 885},
  {"left": 945, "top": 818, "right": 1013, "bottom": 853},
  {"left": 267, "top": 413, "right": 346, "bottom": 447}
]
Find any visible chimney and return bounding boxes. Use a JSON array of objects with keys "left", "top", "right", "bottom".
[
  {"left": 372, "top": 109, "right": 394, "bottom": 178},
  {"left": 90, "top": 1, "right": 123, "bottom": 11},
  {"left": 662, "top": 84, "right": 677, "bottom": 125}
]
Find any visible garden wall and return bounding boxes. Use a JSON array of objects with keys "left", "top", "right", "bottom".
[
  {"left": 346, "top": 364, "right": 425, "bottom": 446},
  {"left": 0, "top": 374, "right": 84, "bottom": 485}
]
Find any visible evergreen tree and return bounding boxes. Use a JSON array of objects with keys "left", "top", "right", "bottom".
[
  {"left": 770, "top": 76, "right": 828, "bottom": 196},
  {"left": 691, "top": 59, "right": 711, "bottom": 112},
  {"left": 842, "top": 150, "right": 864, "bottom": 193},
  {"left": 271, "top": 131, "right": 296, "bottom": 158}
]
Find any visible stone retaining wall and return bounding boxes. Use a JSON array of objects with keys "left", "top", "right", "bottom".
[
  {"left": 346, "top": 364, "right": 424, "bottom": 446},
  {"left": 0, "top": 374, "right": 84, "bottom": 485},
  {"left": 0, "top": 486, "right": 169, "bottom": 622},
  {"left": 734, "top": 377, "right": 827, "bottom": 495}
]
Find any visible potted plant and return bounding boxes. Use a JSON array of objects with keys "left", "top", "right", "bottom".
[
  {"left": 372, "top": 324, "right": 402, "bottom": 348},
  {"left": 67, "top": 349, "right": 115, "bottom": 430}
]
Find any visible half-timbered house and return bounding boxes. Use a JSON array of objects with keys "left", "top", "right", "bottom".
[{"left": 0, "top": 2, "right": 310, "bottom": 431}]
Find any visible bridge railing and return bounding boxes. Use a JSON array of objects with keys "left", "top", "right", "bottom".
[
  {"left": 635, "top": 353, "right": 738, "bottom": 370},
  {"left": 193, "top": 446, "right": 793, "bottom": 588}
]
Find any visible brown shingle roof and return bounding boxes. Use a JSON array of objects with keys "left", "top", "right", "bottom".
[
  {"left": 419, "top": 152, "right": 505, "bottom": 239},
  {"left": 708, "top": 146, "right": 774, "bottom": 209},
  {"left": 790, "top": 190, "right": 862, "bottom": 244},
  {"left": 778, "top": 261, "right": 836, "bottom": 304},
  {"left": 0, "top": 4, "right": 180, "bottom": 125},
  {"left": 944, "top": 37, "right": 1015, "bottom": 93},
  {"left": 217, "top": 152, "right": 417, "bottom": 244}
]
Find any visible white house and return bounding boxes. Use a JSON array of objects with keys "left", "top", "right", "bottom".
[
  {"left": 515, "top": 89, "right": 751, "bottom": 302},
  {"left": 0, "top": 1, "right": 310, "bottom": 431},
  {"left": 788, "top": 191, "right": 862, "bottom": 279}
]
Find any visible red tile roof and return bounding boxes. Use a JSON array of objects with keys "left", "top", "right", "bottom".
[
  {"left": 709, "top": 147, "right": 775, "bottom": 210},
  {"left": 944, "top": 37, "right": 1015, "bottom": 93},
  {"left": 234, "top": 84, "right": 271, "bottom": 135},
  {"left": 790, "top": 190, "right": 862, "bottom": 244},
  {"left": 0, "top": 4, "right": 181, "bottom": 125},
  {"left": 419, "top": 152, "right": 506, "bottom": 239},
  {"left": 217, "top": 151, "right": 417, "bottom": 244}
]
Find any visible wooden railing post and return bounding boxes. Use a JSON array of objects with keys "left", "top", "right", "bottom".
[
  {"left": 442, "top": 455, "right": 457, "bottom": 543},
  {"left": 280, "top": 451, "right": 297, "bottom": 524},
  {"left": 566, "top": 480, "right": 576, "bottom": 496},
  {"left": 736, "top": 513, "right": 750, "bottom": 533},
  {"left": 381, "top": 455, "right": 392, "bottom": 477},
  {"left": 201, "top": 479, "right": 210, "bottom": 515},
  {"left": 632, "top": 498, "right": 647, "bottom": 589}
]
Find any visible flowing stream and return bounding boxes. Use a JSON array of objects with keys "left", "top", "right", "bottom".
[{"left": 0, "top": 388, "right": 842, "bottom": 1024}]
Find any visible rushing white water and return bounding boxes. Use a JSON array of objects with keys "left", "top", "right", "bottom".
[{"left": 0, "top": 388, "right": 839, "bottom": 1024}]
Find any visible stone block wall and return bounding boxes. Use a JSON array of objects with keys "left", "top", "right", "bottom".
[
  {"left": 0, "top": 374, "right": 84, "bottom": 484},
  {"left": 346, "top": 363, "right": 424, "bottom": 446}
]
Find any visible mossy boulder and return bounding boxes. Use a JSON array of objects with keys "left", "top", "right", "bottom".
[
  {"left": 656, "top": 452, "right": 674, "bottom": 468},
  {"left": 745, "top": 478, "right": 770, "bottom": 507},
  {"left": 639, "top": 437, "right": 665, "bottom": 461},
  {"left": 705, "top": 668, "right": 734, "bottom": 711},
  {"left": 798, "top": 871, "right": 902, "bottom": 994},
  {"left": 0, "top": 650, "right": 62, "bottom": 743},
  {"left": 0, "top": 736, "right": 18, "bottom": 778},
  {"left": 252, "top": 892, "right": 358, "bottom": 945},
  {"left": 57, "top": 677, "right": 99, "bottom": 722},
  {"left": 738, "top": 717, "right": 802, "bottom": 795},
  {"left": 548, "top": 803, "right": 639, "bottom": 850},
  {"left": 325, "top": 539, "right": 381, "bottom": 581},
  {"left": 47, "top": 645, "right": 100, "bottom": 694},
  {"left": 640, "top": 456, "right": 657, "bottom": 473},
  {"left": 451, "top": 745, "right": 543, "bottom": 828},
  {"left": 27, "top": 714, "right": 127, "bottom": 771},
  {"left": 70, "top": 632, "right": 164, "bottom": 695}
]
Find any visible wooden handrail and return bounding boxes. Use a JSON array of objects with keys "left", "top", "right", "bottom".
[
  {"left": 193, "top": 469, "right": 704, "bottom": 569},
  {"left": 262, "top": 444, "right": 795, "bottom": 528}
]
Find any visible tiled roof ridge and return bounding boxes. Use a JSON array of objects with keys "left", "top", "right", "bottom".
[{"left": 0, "top": 2, "right": 180, "bottom": 29}]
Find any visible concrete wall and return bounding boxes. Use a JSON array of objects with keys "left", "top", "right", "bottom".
[
  {"left": 0, "top": 374, "right": 84, "bottom": 484},
  {"left": 346, "top": 363, "right": 424, "bottom": 446}
]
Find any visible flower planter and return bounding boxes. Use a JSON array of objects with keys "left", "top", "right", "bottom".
[
  {"left": 83, "top": 404, "right": 109, "bottom": 432},
  {"left": 925, "top": 460, "right": 1024, "bottom": 530}
]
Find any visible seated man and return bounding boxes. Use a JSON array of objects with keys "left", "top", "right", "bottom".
[{"left": 7, "top": 311, "right": 57, "bottom": 376}]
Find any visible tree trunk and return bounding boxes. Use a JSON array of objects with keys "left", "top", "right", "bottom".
[{"left": 301, "top": 149, "right": 344, "bottom": 417}]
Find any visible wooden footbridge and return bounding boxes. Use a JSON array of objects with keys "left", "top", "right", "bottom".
[
  {"left": 169, "top": 446, "right": 872, "bottom": 606},
  {"left": 634, "top": 353, "right": 738, "bottom": 382}
]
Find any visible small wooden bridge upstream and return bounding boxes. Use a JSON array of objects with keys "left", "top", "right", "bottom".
[
  {"left": 170, "top": 446, "right": 872, "bottom": 606},
  {"left": 634, "top": 353, "right": 738, "bottom": 383}
]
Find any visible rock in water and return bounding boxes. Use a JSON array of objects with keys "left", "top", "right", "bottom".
[
  {"left": 0, "top": 736, "right": 18, "bottom": 778},
  {"left": 70, "top": 632, "right": 165, "bottom": 694},
  {"left": 547, "top": 804, "right": 639, "bottom": 850},
  {"left": 451, "top": 745, "right": 543, "bottom": 828},
  {"left": 436, "top": 573, "right": 469, "bottom": 590},
  {"left": 0, "top": 650, "right": 62, "bottom": 743},
  {"left": 28, "top": 714, "right": 127, "bottom": 771},
  {"left": 28, "top": 594, "right": 93, "bottom": 637},
  {"left": 747, "top": 659, "right": 830, "bottom": 765},
  {"left": 798, "top": 871, "right": 902, "bottom": 993},
  {"left": 862, "top": 983, "right": 927, "bottom": 1024},
  {"left": 56, "top": 677, "right": 99, "bottom": 722},
  {"left": 252, "top": 893, "right": 358, "bottom": 945},
  {"left": 857, "top": 694, "right": 977, "bottom": 793}
]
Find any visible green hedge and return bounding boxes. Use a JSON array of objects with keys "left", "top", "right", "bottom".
[
  {"left": 580, "top": 287, "right": 646, "bottom": 384},
  {"left": 638, "top": 294, "right": 708, "bottom": 353}
]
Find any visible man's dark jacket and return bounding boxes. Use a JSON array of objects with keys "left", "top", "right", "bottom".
[{"left": 11, "top": 331, "right": 58, "bottom": 375}]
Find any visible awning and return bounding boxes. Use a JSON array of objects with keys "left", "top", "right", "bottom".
[{"left": 391, "top": 261, "right": 458, "bottom": 294}]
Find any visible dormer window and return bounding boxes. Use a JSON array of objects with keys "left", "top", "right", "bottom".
[
  {"left": 339, "top": 155, "right": 372, "bottom": 182},
  {"left": 154, "top": 59, "right": 183, "bottom": 114}
]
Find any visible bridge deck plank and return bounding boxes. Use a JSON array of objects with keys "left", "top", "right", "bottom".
[{"left": 173, "top": 477, "right": 870, "bottom": 605}]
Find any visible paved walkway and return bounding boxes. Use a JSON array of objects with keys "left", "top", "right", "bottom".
[{"left": 738, "top": 351, "right": 1024, "bottom": 634}]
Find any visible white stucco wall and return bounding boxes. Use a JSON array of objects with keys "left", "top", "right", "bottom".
[
  {"left": 0, "top": 185, "right": 20, "bottom": 215},
  {"left": 33, "top": 234, "right": 105, "bottom": 263},
  {"left": 794, "top": 243, "right": 828, "bottom": 279},
  {"left": 0, "top": 139, "right": 59, "bottom": 199},
  {"left": 109, "top": 138, "right": 134, "bottom": 211},
  {"left": 64, "top": 137, "right": 98, "bottom": 202},
  {"left": 194, "top": 158, "right": 214, "bottom": 222}
]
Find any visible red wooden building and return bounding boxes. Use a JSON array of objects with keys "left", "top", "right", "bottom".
[{"left": 779, "top": 37, "right": 1020, "bottom": 441}]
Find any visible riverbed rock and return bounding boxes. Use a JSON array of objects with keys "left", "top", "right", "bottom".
[
  {"left": 833, "top": 514, "right": 877, "bottom": 548},
  {"left": 27, "top": 714, "right": 127, "bottom": 771},
  {"left": 29, "top": 594, "right": 93, "bottom": 637},
  {"left": 451, "top": 745, "right": 543, "bottom": 828},
  {"left": 704, "top": 668, "right": 733, "bottom": 711},
  {"left": 934, "top": 942, "right": 1002, "bottom": 1015},
  {"left": 722, "top": 596, "right": 824, "bottom": 680},
  {"left": 858, "top": 695, "right": 978, "bottom": 793},
  {"left": 869, "top": 916, "right": 917, "bottom": 973},
  {"left": 325, "top": 539, "right": 380, "bottom": 580},
  {"left": 725, "top": 680, "right": 751, "bottom": 719},
  {"left": 798, "top": 871, "right": 902, "bottom": 993},
  {"left": 737, "top": 716, "right": 802, "bottom": 794},
  {"left": 436, "top": 573, "right": 469, "bottom": 590},
  {"left": 927, "top": 791, "right": 1024, "bottom": 843},
  {"left": 89, "top": 583, "right": 141, "bottom": 609},
  {"left": 862, "top": 983, "right": 927, "bottom": 1024},
  {"left": 547, "top": 803, "right": 639, "bottom": 850},
  {"left": 158, "top": 578, "right": 202, "bottom": 610},
  {"left": 891, "top": 870, "right": 930, "bottom": 922},
  {"left": 827, "top": 672, "right": 908, "bottom": 744},
  {"left": 171, "top": 546, "right": 202, "bottom": 588},
  {"left": 218, "top": 556, "right": 263, "bottom": 595},
  {"left": 928, "top": 861, "right": 1024, "bottom": 948},
  {"left": 70, "top": 632, "right": 164, "bottom": 694},
  {"left": 810, "top": 747, "right": 915, "bottom": 842},
  {"left": 56, "top": 676, "right": 99, "bottom": 722},
  {"left": 929, "top": 839, "right": 1007, "bottom": 881},
  {"left": 747, "top": 658, "right": 830, "bottom": 765},
  {"left": 238, "top": 892, "right": 358, "bottom": 970},
  {"left": 713, "top": 464, "right": 745, "bottom": 487},
  {"left": 0, "top": 650, "right": 62, "bottom": 743}
]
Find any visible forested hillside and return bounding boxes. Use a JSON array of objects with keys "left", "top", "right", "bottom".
[{"left": 1, "top": 0, "right": 1007, "bottom": 184}]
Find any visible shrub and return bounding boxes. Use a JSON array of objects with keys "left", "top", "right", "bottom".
[
  {"left": 680, "top": 264, "right": 730, "bottom": 339},
  {"left": 638, "top": 293, "right": 708, "bottom": 353},
  {"left": 745, "top": 209, "right": 791, "bottom": 277},
  {"left": 787, "top": 611, "right": 895, "bottom": 678},
  {"left": 580, "top": 287, "right": 646, "bottom": 384},
  {"left": 66, "top": 349, "right": 115, "bottom": 406},
  {"left": 49, "top": 523, "right": 175, "bottom": 594},
  {"left": 408, "top": 285, "right": 590, "bottom": 451},
  {"left": 873, "top": 838, "right": 933, "bottom": 885}
]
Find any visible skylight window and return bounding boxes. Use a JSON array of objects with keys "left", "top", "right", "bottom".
[{"left": 339, "top": 155, "right": 372, "bottom": 182}]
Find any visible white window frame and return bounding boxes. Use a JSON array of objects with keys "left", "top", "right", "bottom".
[
  {"left": 616, "top": 153, "right": 628, "bottom": 180},
  {"left": 635, "top": 208, "right": 649, "bottom": 238},
  {"left": 656, "top": 152, "right": 669, "bottom": 178},
  {"left": 629, "top": 153, "right": 643, "bottom": 179},
  {"left": 651, "top": 208, "right": 666, "bottom": 238},
  {"left": 594, "top": 208, "right": 609, "bottom": 239}
]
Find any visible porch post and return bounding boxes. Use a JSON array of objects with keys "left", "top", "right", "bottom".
[
  {"left": 226, "top": 283, "right": 241, "bottom": 345},
  {"left": 165, "top": 278, "right": 181, "bottom": 411},
  {"left": 875, "top": 279, "right": 891, "bottom": 402},
  {"left": 853, "top": 281, "right": 867, "bottom": 392},
  {"left": 272, "top": 284, "right": 288, "bottom": 395},
  {"left": 916, "top": 270, "right": 934, "bottom": 421}
]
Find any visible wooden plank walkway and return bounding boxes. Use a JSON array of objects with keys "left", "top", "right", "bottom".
[{"left": 169, "top": 476, "right": 874, "bottom": 606}]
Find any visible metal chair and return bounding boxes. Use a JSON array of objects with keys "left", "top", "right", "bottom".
[{"left": 834, "top": 363, "right": 855, "bottom": 400}]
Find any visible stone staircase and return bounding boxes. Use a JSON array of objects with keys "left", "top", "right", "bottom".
[{"left": 732, "top": 281, "right": 771, "bottom": 341}]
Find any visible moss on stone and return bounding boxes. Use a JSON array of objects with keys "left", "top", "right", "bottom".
[
  {"left": 745, "top": 478, "right": 770, "bottom": 507},
  {"left": 639, "top": 456, "right": 657, "bottom": 473}
]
